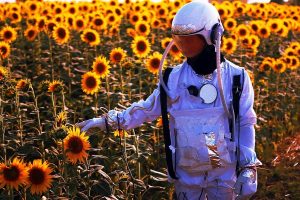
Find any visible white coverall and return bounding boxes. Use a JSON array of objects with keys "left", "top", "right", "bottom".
[{"left": 106, "top": 60, "right": 261, "bottom": 199}]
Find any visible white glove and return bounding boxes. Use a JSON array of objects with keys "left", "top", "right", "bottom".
[
  {"left": 76, "top": 117, "right": 106, "bottom": 132},
  {"left": 234, "top": 168, "right": 257, "bottom": 200}
]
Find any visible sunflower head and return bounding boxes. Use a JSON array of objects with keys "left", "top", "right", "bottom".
[
  {"left": 24, "top": 26, "right": 39, "bottom": 41},
  {"left": 222, "top": 37, "right": 237, "bottom": 55},
  {"left": 53, "top": 25, "right": 70, "bottom": 45},
  {"left": 0, "top": 158, "right": 28, "bottom": 190},
  {"left": 81, "top": 71, "right": 101, "bottom": 95},
  {"left": 0, "top": 26, "right": 17, "bottom": 43},
  {"left": 146, "top": 52, "right": 164, "bottom": 74},
  {"left": 92, "top": 15, "right": 107, "bottom": 31},
  {"left": 27, "top": 159, "right": 53, "bottom": 195},
  {"left": 80, "top": 29, "right": 100, "bottom": 47},
  {"left": 110, "top": 47, "right": 127, "bottom": 64},
  {"left": 126, "top": 28, "right": 136, "bottom": 38},
  {"left": 0, "top": 66, "right": 8, "bottom": 81},
  {"left": 135, "top": 21, "right": 150, "bottom": 36},
  {"left": 73, "top": 16, "right": 86, "bottom": 31},
  {"left": 56, "top": 111, "right": 67, "bottom": 128},
  {"left": 235, "top": 24, "right": 250, "bottom": 39},
  {"left": 0, "top": 41, "right": 11, "bottom": 59},
  {"left": 272, "top": 59, "right": 287, "bottom": 73},
  {"left": 259, "top": 61, "right": 272, "bottom": 72},
  {"left": 92, "top": 56, "right": 111, "bottom": 78},
  {"left": 63, "top": 126, "right": 91, "bottom": 164},
  {"left": 258, "top": 27, "right": 270, "bottom": 38},
  {"left": 16, "top": 79, "right": 30, "bottom": 91},
  {"left": 224, "top": 18, "right": 237, "bottom": 31},
  {"left": 131, "top": 36, "right": 151, "bottom": 58},
  {"left": 48, "top": 80, "right": 64, "bottom": 93}
]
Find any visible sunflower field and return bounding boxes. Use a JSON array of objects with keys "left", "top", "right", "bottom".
[{"left": 0, "top": 0, "right": 299, "bottom": 199}]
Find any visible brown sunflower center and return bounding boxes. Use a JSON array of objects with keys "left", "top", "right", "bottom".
[
  {"left": 29, "top": 167, "right": 45, "bottom": 185},
  {"left": 109, "top": 16, "right": 115, "bottom": 22},
  {"left": 227, "top": 21, "right": 233, "bottom": 28},
  {"left": 159, "top": 9, "right": 165, "bottom": 16},
  {"left": 260, "top": 28, "right": 267, "bottom": 35},
  {"left": 3, "top": 166, "right": 20, "bottom": 181},
  {"left": 113, "top": 52, "right": 122, "bottom": 62},
  {"left": 0, "top": 46, "right": 8, "bottom": 55},
  {"left": 4, "top": 31, "right": 12, "bottom": 39},
  {"left": 55, "top": 8, "right": 62, "bottom": 14},
  {"left": 47, "top": 23, "right": 55, "bottom": 32},
  {"left": 30, "top": 4, "right": 37, "bottom": 11},
  {"left": 226, "top": 42, "right": 233, "bottom": 50},
  {"left": 154, "top": 21, "right": 159, "bottom": 26},
  {"left": 94, "top": 19, "right": 103, "bottom": 26},
  {"left": 237, "top": 7, "right": 243, "bottom": 13},
  {"left": 239, "top": 29, "right": 246, "bottom": 36},
  {"left": 115, "top": 9, "right": 121, "bottom": 16},
  {"left": 38, "top": 20, "right": 45, "bottom": 29},
  {"left": 12, "top": 13, "right": 19, "bottom": 20},
  {"left": 271, "top": 23, "right": 277, "bottom": 29},
  {"left": 76, "top": 20, "right": 84, "bottom": 28},
  {"left": 85, "top": 32, "right": 96, "bottom": 42},
  {"left": 132, "top": 15, "right": 138, "bottom": 23},
  {"left": 139, "top": 24, "right": 147, "bottom": 33},
  {"left": 85, "top": 76, "right": 97, "bottom": 88},
  {"left": 137, "top": 41, "right": 146, "bottom": 52},
  {"left": 218, "top": 9, "right": 225, "bottom": 16},
  {"left": 276, "top": 64, "right": 283, "bottom": 70},
  {"left": 150, "top": 58, "right": 160, "bottom": 69},
  {"left": 68, "top": 137, "right": 84, "bottom": 154},
  {"left": 251, "top": 24, "right": 258, "bottom": 31},
  {"left": 28, "top": 30, "right": 35, "bottom": 38},
  {"left": 69, "top": 7, "right": 75, "bottom": 14},
  {"left": 263, "top": 63, "right": 270, "bottom": 70},
  {"left": 95, "top": 63, "right": 106, "bottom": 74},
  {"left": 57, "top": 28, "right": 66, "bottom": 39}
]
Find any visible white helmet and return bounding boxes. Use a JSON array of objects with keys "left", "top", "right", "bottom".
[{"left": 171, "top": 1, "right": 224, "bottom": 45}]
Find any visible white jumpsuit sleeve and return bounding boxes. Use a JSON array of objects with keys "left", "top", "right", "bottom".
[
  {"left": 237, "top": 71, "right": 262, "bottom": 168},
  {"left": 106, "top": 87, "right": 162, "bottom": 130}
]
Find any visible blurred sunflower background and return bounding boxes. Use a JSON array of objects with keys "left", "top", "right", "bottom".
[{"left": 0, "top": 0, "right": 299, "bottom": 199}]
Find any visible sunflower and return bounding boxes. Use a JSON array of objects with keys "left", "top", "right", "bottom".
[
  {"left": 283, "top": 56, "right": 299, "bottom": 70},
  {"left": 0, "top": 66, "right": 8, "bottom": 80},
  {"left": 67, "top": 5, "right": 77, "bottom": 15},
  {"left": 92, "top": 56, "right": 111, "bottom": 78},
  {"left": 146, "top": 52, "right": 164, "bottom": 74},
  {"left": 53, "top": 25, "right": 70, "bottom": 45},
  {"left": 267, "top": 19, "right": 281, "bottom": 33},
  {"left": 114, "top": 129, "right": 129, "bottom": 138},
  {"left": 27, "top": 160, "right": 53, "bottom": 195},
  {"left": 223, "top": 18, "right": 237, "bottom": 31},
  {"left": 110, "top": 47, "right": 127, "bottom": 64},
  {"left": 235, "top": 24, "right": 250, "bottom": 39},
  {"left": 249, "top": 21, "right": 261, "bottom": 34},
  {"left": 45, "top": 20, "right": 57, "bottom": 35},
  {"left": 73, "top": 16, "right": 87, "bottom": 31},
  {"left": 222, "top": 37, "right": 237, "bottom": 55},
  {"left": 283, "top": 47, "right": 295, "bottom": 56},
  {"left": 0, "top": 41, "right": 11, "bottom": 59},
  {"left": 48, "top": 80, "right": 63, "bottom": 93},
  {"left": 0, "top": 158, "right": 28, "bottom": 190},
  {"left": 0, "top": 26, "right": 17, "bottom": 43},
  {"left": 24, "top": 26, "right": 38, "bottom": 41},
  {"left": 156, "top": 6, "right": 168, "bottom": 19},
  {"left": 131, "top": 36, "right": 151, "bottom": 58},
  {"left": 16, "top": 79, "right": 29, "bottom": 90},
  {"left": 56, "top": 111, "right": 67, "bottom": 128},
  {"left": 63, "top": 126, "right": 91, "bottom": 164},
  {"left": 81, "top": 71, "right": 101, "bottom": 95},
  {"left": 91, "top": 15, "right": 107, "bottom": 31},
  {"left": 126, "top": 28, "right": 136, "bottom": 38},
  {"left": 259, "top": 61, "right": 272, "bottom": 72},
  {"left": 151, "top": 19, "right": 161, "bottom": 29},
  {"left": 258, "top": 27, "right": 270, "bottom": 39},
  {"left": 276, "top": 26, "right": 288, "bottom": 37},
  {"left": 272, "top": 59, "right": 286, "bottom": 73},
  {"left": 36, "top": 16, "right": 47, "bottom": 32},
  {"left": 135, "top": 21, "right": 150, "bottom": 36},
  {"left": 80, "top": 29, "right": 100, "bottom": 47},
  {"left": 129, "top": 13, "right": 140, "bottom": 25},
  {"left": 9, "top": 11, "right": 22, "bottom": 24}
]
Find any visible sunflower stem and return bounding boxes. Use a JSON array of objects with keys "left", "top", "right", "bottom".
[
  {"left": 95, "top": 92, "right": 98, "bottom": 116},
  {"left": 67, "top": 42, "right": 72, "bottom": 96},
  {"left": 61, "top": 89, "right": 66, "bottom": 112},
  {"left": 119, "top": 63, "right": 124, "bottom": 103},
  {"left": 9, "top": 188, "right": 13, "bottom": 200},
  {"left": 105, "top": 76, "right": 111, "bottom": 110},
  {"left": 16, "top": 90, "right": 23, "bottom": 146},
  {"left": 49, "top": 37, "right": 54, "bottom": 81},
  {"left": 51, "top": 92, "right": 57, "bottom": 124},
  {"left": 0, "top": 86, "right": 7, "bottom": 165}
]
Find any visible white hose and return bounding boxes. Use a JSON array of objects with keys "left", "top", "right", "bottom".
[
  {"left": 216, "top": 30, "right": 232, "bottom": 119},
  {"left": 158, "top": 39, "right": 175, "bottom": 98}
]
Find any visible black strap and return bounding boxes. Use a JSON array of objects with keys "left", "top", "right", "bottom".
[
  {"left": 232, "top": 69, "right": 244, "bottom": 175},
  {"left": 160, "top": 67, "right": 178, "bottom": 179}
]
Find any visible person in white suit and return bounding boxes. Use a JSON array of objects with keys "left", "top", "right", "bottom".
[{"left": 78, "top": 2, "right": 261, "bottom": 199}]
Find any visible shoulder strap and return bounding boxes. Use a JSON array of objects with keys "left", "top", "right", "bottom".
[{"left": 159, "top": 67, "right": 178, "bottom": 179}]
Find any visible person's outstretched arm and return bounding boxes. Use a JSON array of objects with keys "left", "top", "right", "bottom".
[{"left": 77, "top": 87, "right": 162, "bottom": 132}]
